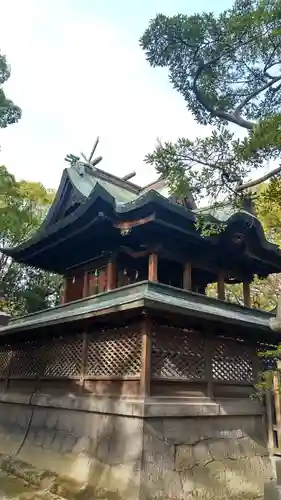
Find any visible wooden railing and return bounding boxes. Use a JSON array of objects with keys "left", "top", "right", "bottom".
[{"left": 0, "top": 322, "right": 258, "bottom": 398}]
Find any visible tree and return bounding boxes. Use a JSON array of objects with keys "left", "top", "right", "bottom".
[
  {"left": 140, "top": 0, "right": 281, "bottom": 204},
  {"left": 0, "top": 52, "right": 21, "bottom": 129},
  {"left": 0, "top": 166, "right": 62, "bottom": 315}
]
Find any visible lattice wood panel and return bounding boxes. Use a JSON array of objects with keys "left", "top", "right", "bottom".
[
  {"left": 9, "top": 341, "right": 41, "bottom": 378},
  {"left": 212, "top": 339, "right": 253, "bottom": 382},
  {"left": 87, "top": 328, "right": 142, "bottom": 377},
  {"left": 0, "top": 346, "right": 12, "bottom": 377},
  {"left": 42, "top": 337, "right": 83, "bottom": 378},
  {"left": 151, "top": 327, "right": 205, "bottom": 379}
]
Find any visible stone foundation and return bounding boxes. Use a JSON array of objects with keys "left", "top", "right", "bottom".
[{"left": 0, "top": 392, "right": 273, "bottom": 499}]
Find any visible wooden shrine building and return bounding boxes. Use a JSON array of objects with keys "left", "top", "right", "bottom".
[{"left": 0, "top": 155, "right": 281, "bottom": 499}]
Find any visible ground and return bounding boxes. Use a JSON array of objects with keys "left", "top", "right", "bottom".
[{"left": 0, "top": 472, "right": 60, "bottom": 500}]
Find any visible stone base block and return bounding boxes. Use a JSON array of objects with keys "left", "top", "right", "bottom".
[
  {"left": 0, "top": 395, "right": 274, "bottom": 499},
  {"left": 265, "top": 481, "right": 281, "bottom": 500}
]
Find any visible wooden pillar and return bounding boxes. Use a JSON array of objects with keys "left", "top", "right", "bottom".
[
  {"left": 107, "top": 260, "right": 116, "bottom": 291},
  {"left": 5, "top": 350, "right": 12, "bottom": 392},
  {"left": 140, "top": 315, "right": 152, "bottom": 397},
  {"left": 183, "top": 263, "right": 192, "bottom": 290},
  {"left": 204, "top": 338, "right": 213, "bottom": 398},
  {"left": 243, "top": 280, "right": 251, "bottom": 307},
  {"left": 274, "top": 370, "right": 281, "bottom": 449},
  {"left": 61, "top": 278, "right": 67, "bottom": 304},
  {"left": 265, "top": 387, "right": 274, "bottom": 451},
  {"left": 217, "top": 273, "right": 225, "bottom": 300},
  {"left": 79, "top": 331, "right": 88, "bottom": 393},
  {"left": 82, "top": 271, "right": 88, "bottom": 298},
  {"left": 148, "top": 253, "right": 158, "bottom": 281}
]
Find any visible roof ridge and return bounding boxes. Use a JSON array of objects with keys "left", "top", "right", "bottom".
[
  {"left": 140, "top": 177, "right": 165, "bottom": 193},
  {"left": 91, "top": 166, "right": 141, "bottom": 193}
]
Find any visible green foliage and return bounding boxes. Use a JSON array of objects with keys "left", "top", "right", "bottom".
[
  {"left": 0, "top": 52, "right": 21, "bottom": 128},
  {"left": 0, "top": 166, "right": 62, "bottom": 315},
  {"left": 0, "top": 166, "right": 54, "bottom": 245},
  {"left": 2, "top": 264, "right": 62, "bottom": 315},
  {"left": 194, "top": 213, "right": 227, "bottom": 237},
  {"left": 141, "top": 0, "right": 281, "bottom": 129},
  {"left": 141, "top": 0, "right": 281, "bottom": 203},
  {"left": 241, "top": 115, "right": 281, "bottom": 162},
  {"left": 145, "top": 128, "right": 259, "bottom": 203},
  {"left": 255, "top": 178, "right": 281, "bottom": 235}
]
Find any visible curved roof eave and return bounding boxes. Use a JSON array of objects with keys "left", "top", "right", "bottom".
[
  {"left": 221, "top": 211, "right": 281, "bottom": 256},
  {"left": 114, "top": 189, "right": 196, "bottom": 222},
  {"left": 36, "top": 168, "right": 87, "bottom": 233},
  {"left": 0, "top": 187, "right": 199, "bottom": 264},
  {"left": 0, "top": 182, "right": 116, "bottom": 258},
  {"left": 1, "top": 178, "right": 281, "bottom": 269}
]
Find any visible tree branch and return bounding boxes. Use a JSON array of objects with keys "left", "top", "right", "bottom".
[
  {"left": 192, "top": 58, "right": 256, "bottom": 130},
  {"left": 236, "top": 164, "right": 281, "bottom": 193},
  {"left": 264, "top": 36, "right": 281, "bottom": 76},
  {"left": 234, "top": 75, "right": 281, "bottom": 121},
  {"left": 173, "top": 152, "right": 239, "bottom": 181},
  {"left": 269, "top": 81, "right": 281, "bottom": 93},
  {"left": 174, "top": 28, "right": 280, "bottom": 131}
]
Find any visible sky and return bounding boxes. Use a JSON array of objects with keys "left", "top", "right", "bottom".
[{"left": 0, "top": 0, "right": 233, "bottom": 190}]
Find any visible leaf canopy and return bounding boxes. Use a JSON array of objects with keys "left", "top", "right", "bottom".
[
  {"left": 0, "top": 52, "right": 21, "bottom": 128},
  {"left": 141, "top": 0, "right": 281, "bottom": 130},
  {"left": 140, "top": 0, "right": 281, "bottom": 203},
  {"left": 0, "top": 166, "right": 61, "bottom": 315}
]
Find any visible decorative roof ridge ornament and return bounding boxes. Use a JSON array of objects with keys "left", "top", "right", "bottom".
[
  {"left": 269, "top": 296, "right": 281, "bottom": 332},
  {"left": 80, "top": 136, "right": 103, "bottom": 170},
  {"left": 64, "top": 136, "right": 103, "bottom": 176},
  {"left": 64, "top": 138, "right": 137, "bottom": 183}
]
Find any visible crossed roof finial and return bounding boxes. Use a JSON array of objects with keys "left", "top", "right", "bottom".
[
  {"left": 64, "top": 137, "right": 103, "bottom": 169},
  {"left": 80, "top": 136, "right": 103, "bottom": 169}
]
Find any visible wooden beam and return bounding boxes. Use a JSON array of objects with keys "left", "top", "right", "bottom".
[
  {"left": 114, "top": 213, "right": 155, "bottom": 231},
  {"left": 122, "top": 171, "right": 136, "bottom": 181},
  {"left": 106, "top": 260, "right": 116, "bottom": 291},
  {"left": 120, "top": 248, "right": 150, "bottom": 259},
  {"left": 140, "top": 316, "right": 152, "bottom": 397},
  {"left": 183, "top": 263, "right": 192, "bottom": 290},
  {"left": 243, "top": 281, "right": 251, "bottom": 307},
  {"left": 148, "top": 253, "right": 158, "bottom": 281},
  {"left": 217, "top": 273, "right": 225, "bottom": 300}
]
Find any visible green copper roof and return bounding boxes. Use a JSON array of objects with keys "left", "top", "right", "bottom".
[
  {"left": 2, "top": 161, "right": 281, "bottom": 276},
  {"left": 0, "top": 281, "right": 275, "bottom": 339},
  {"left": 68, "top": 166, "right": 138, "bottom": 203},
  {"left": 68, "top": 164, "right": 196, "bottom": 206}
]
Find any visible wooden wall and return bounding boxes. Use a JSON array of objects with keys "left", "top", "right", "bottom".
[{"left": 0, "top": 319, "right": 260, "bottom": 399}]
